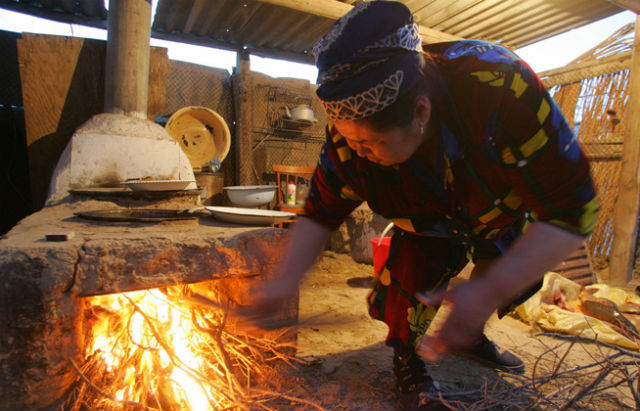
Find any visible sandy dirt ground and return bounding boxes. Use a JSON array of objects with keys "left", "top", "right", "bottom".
[{"left": 260, "top": 251, "right": 639, "bottom": 411}]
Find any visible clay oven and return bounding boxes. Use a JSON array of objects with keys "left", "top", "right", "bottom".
[{"left": 0, "top": 2, "right": 296, "bottom": 409}]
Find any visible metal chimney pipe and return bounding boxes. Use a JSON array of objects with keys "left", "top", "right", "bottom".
[{"left": 104, "top": 0, "right": 151, "bottom": 119}]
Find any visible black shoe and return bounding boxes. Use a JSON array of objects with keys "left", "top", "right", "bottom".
[
  {"left": 458, "top": 334, "right": 525, "bottom": 374},
  {"left": 393, "top": 353, "right": 447, "bottom": 410}
]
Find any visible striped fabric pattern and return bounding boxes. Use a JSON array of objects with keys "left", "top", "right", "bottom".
[
  {"left": 306, "top": 40, "right": 598, "bottom": 244},
  {"left": 303, "top": 40, "right": 599, "bottom": 352}
]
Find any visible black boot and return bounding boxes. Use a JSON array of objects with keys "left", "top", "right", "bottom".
[
  {"left": 393, "top": 352, "right": 446, "bottom": 410},
  {"left": 458, "top": 334, "right": 525, "bottom": 374}
]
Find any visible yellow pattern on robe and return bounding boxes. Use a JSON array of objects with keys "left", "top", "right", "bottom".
[
  {"left": 510, "top": 72, "right": 527, "bottom": 98},
  {"left": 579, "top": 197, "right": 600, "bottom": 235},
  {"left": 501, "top": 128, "right": 549, "bottom": 164},
  {"left": 390, "top": 218, "right": 415, "bottom": 232},
  {"left": 337, "top": 145, "right": 352, "bottom": 162},
  {"left": 407, "top": 304, "right": 438, "bottom": 341},
  {"left": 537, "top": 98, "right": 550, "bottom": 124},
  {"left": 340, "top": 185, "right": 362, "bottom": 201},
  {"left": 378, "top": 267, "right": 391, "bottom": 286},
  {"left": 471, "top": 71, "right": 505, "bottom": 87}
]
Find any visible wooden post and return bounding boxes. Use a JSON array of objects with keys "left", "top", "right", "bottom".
[
  {"left": 233, "top": 51, "right": 254, "bottom": 185},
  {"left": 609, "top": 15, "right": 640, "bottom": 285},
  {"left": 104, "top": 0, "right": 151, "bottom": 118}
]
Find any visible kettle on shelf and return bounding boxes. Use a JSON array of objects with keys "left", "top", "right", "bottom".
[
  {"left": 278, "top": 104, "right": 317, "bottom": 124},
  {"left": 290, "top": 104, "right": 316, "bottom": 123}
]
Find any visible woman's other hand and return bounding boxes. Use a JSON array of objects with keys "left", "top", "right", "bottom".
[
  {"left": 414, "top": 280, "right": 496, "bottom": 360},
  {"left": 414, "top": 221, "right": 585, "bottom": 361}
]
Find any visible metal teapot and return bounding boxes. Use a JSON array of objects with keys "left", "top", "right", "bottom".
[
  {"left": 279, "top": 104, "right": 316, "bottom": 123},
  {"left": 290, "top": 104, "right": 316, "bottom": 123}
]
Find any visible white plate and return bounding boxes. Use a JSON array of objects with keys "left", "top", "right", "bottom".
[
  {"left": 205, "top": 206, "right": 295, "bottom": 225},
  {"left": 121, "top": 180, "right": 195, "bottom": 191}
]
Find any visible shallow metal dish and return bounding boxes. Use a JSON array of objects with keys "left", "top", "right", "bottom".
[
  {"left": 121, "top": 180, "right": 195, "bottom": 191},
  {"left": 223, "top": 185, "right": 277, "bottom": 207},
  {"left": 205, "top": 206, "right": 294, "bottom": 225},
  {"left": 75, "top": 209, "right": 199, "bottom": 222}
]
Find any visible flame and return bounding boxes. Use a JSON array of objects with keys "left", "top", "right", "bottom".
[
  {"left": 62, "top": 282, "right": 305, "bottom": 411},
  {"left": 83, "top": 286, "right": 230, "bottom": 411}
]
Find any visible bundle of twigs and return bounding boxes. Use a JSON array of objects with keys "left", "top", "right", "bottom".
[
  {"left": 59, "top": 285, "right": 326, "bottom": 411},
  {"left": 422, "top": 335, "right": 640, "bottom": 411}
]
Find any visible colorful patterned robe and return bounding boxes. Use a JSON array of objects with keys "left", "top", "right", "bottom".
[{"left": 304, "top": 40, "right": 599, "bottom": 354}]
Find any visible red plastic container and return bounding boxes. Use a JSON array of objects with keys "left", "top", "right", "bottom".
[{"left": 370, "top": 236, "right": 391, "bottom": 274}]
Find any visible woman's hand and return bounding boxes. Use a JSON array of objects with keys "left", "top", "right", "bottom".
[
  {"left": 414, "top": 280, "right": 496, "bottom": 360},
  {"left": 234, "top": 277, "right": 299, "bottom": 330},
  {"left": 235, "top": 217, "right": 332, "bottom": 330},
  {"left": 415, "top": 222, "right": 585, "bottom": 361}
]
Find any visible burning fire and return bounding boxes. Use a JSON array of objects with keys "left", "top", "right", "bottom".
[
  {"left": 61, "top": 283, "right": 302, "bottom": 411},
  {"left": 88, "top": 287, "right": 215, "bottom": 410}
]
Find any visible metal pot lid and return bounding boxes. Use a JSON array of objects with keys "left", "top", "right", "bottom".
[
  {"left": 165, "top": 106, "right": 231, "bottom": 172},
  {"left": 74, "top": 209, "right": 199, "bottom": 222}
]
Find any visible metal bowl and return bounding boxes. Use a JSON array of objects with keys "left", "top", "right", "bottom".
[{"left": 223, "top": 185, "right": 277, "bottom": 207}]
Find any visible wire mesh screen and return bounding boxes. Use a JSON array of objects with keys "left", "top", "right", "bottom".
[
  {"left": 163, "top": 61, "right": 234, "bottom": 122},
  {"left": 248, "top": 73, "right": 325, "bottom": 186},
  {"left": 161, "top": 61, "right": 236, "bottom": 186},
  {"left": 158, "top": 61, "right": 326, "bottom": 190}
]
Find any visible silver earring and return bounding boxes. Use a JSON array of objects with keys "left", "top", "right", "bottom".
[{"left": 420, "top": 125, "right": 425, "bottom": 134}]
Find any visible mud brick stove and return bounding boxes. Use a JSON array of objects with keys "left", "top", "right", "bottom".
[
  {"left": 0, "top": 196, "right": 296, "bottom": 410},
  {"left": 0, "top": 1, "right": 298, "bottom": 409}
]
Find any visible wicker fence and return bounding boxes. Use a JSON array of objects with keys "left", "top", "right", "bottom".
[{"left": 543, "top": 23, "right": 635, "bottom": 272}]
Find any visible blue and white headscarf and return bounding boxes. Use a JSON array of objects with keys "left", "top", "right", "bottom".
[{"left": 313, "top": 1, "right": 424, "bottom": 121}]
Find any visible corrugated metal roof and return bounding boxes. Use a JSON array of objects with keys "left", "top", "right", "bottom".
[
  {"left": 151, "top": 0, "right": 337, "bottom": 62},
  {"left": 0, "top": 0, "right": 631, "bottom": 64}
]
